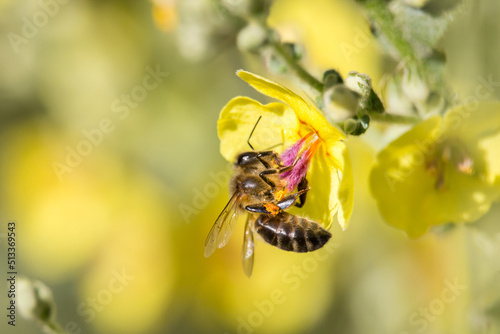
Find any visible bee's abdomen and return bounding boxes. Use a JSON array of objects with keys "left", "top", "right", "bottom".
[{"left": 254, "top": 212, "right": 331, "bottom": 253}]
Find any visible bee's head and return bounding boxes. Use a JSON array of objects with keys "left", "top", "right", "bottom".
[{"left": 235, "top": 151, "right": 259, "bottom": 166}]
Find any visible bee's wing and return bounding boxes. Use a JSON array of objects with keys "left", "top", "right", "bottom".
[
  {"left": 241, "top": 215, "right": 255, "bottom": 278},
  {"left": 204, "top": 191, "right": 240, "bottom": 258}
]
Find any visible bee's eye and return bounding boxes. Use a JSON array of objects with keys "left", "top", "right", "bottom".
[{"left": 236, "top": 152, "right": 258, "bottom": 166}]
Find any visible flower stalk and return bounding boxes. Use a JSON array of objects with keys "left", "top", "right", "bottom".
[
  {"left": 18, "top": 276, "right": 66, "bottom": 334},
  {"left": 269, "top": 39, "right": 324, "bottom": 93},
  {"left": 369, "top": 112, "right": 420, "bottom": 124},
  {"left": 355, "top": 0, "right": 416, "bottom": 62}
]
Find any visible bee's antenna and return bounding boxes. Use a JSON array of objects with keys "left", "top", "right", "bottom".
[{"left": 247, "top": 116, "right": 262, "bottom": 151}]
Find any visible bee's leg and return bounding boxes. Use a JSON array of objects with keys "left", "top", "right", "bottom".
[
  {"left": 245, "top": 185, "right": 309, "bottom": 214},
  {"left": 267, "top": 151, "right": 284, "bottom": 167},
  {"left": 276, "top": 187, "right": 309, "bottom": 211},
  {"left": 259, "top": 166, "right": 293, "bottom": 190},
  {"left": 255, "top": 151, "right": 283, "bottom": 169},
  {"left": 294, "top": 178, "right": 308, "bottom": 208},
  {"left": 245, "top": 204, "right": 273, "bottom": 214}
]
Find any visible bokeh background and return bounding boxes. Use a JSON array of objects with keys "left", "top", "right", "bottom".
[{"left": 1, "top": 0, "right": 500, "bottom": 333}]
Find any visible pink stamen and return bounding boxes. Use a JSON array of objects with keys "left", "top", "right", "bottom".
[
  {"left": 280, "top": 133, "right": 319, "bottom": 191},
  {"left": 281, "top": 137, "right": 306, "bottom": 168}
]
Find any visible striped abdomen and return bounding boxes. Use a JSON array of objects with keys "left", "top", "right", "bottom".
[{"left": 253, "top": 212, "right": 331, "bottom": 253}]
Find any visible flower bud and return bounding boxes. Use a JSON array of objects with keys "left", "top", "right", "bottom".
[
  {"left": 424, "top": 91, "right": 446, "bottom": 117},
  {"left": 174, "top": 0, "right": 243, "bottom": 62},
  {"left": 381, "top": 75, "right": 414, "bottom": 115},
  {"left": 343, "top": 115, "right": 370, "bottom": 136},
  {"left": 362, "top": 89, "right": 385, "bottom": 113},
  {"left": 400, "top": 0, "right": 429, "bottom": 8},
  {"left": 345, "top": 71, "right": 384, "bottom": 113},
  {"left": 220, "top": 0, "right": 253, "bottom": 16},
  {"left": 220, "top": 0, "right": 267, "bottom": 17},
  {"left": 18, "top": 277, "right": 56, "bottom": 323},
  {"left": 345, "top": 71, "right": 372, "bottom": 96},
  {"left": 262, "top": 47, "right": 287, "bottom": 74},
  {"left": 237, "top": 22, "right": 267, "bottom": 53},
  {"left": 343, "top": 119, "right": 359, "bottom": 134},
  {"left": 401, "top": 64, "right": 429, "bottom": 105},
  {"left": 176, "top": 23, "right": 213, "bottom": 62},
  {"left": 323, "top": 84, "right": 360, "bottom": 122},
  {"left": 323, "top": 69, "right": 343, "bottom": 89}
]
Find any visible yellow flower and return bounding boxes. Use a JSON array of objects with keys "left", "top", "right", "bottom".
[
  {"left": 1, "top": 121, "right": 175, "bottom": 333},
  {"left": 218, "top": 70, "right": 353, "bottom": 229},
  {"left": 370, "top": 102, "right": 500, "bottom": 238},
  {"left": 151, "top": 0, "right": 177, "bottom": 32},
  {"left": 268, "top": 0, "right": 383, "bottom": 86}
]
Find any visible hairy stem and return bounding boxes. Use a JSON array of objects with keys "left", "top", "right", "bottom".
[
  {"left": 370, "top": 112, "right": 420, "bottom": 124},
  {"left": 357, "top": 0, "right": 415, "bottom": 61},
  {"left": 42, "top": 319, "right": 66, "bottom": 334},
  {"left": 269, "top": 40, "right": 324, "bottom": 93}
]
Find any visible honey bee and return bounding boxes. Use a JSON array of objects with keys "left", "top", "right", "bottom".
[{"left": 205, "top": 117, "right": 331, "bottom": 277}]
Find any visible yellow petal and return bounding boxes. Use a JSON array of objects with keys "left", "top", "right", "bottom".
[
  {"left": 444, "top": 101, "right": 500, "bottom": 185},
  {"left": 285, "top": 143, "right": 352, "bottom": 230},
  {"left": 428, "top": 166, "right": 500, "bottom": 226},
  {"left": 443, "top": 101, "right": 500, "bottom": 142},
  {"left": 370, "top": 114, "right": 500, "bottom": 238},
  {"left": 480, "top": 132, "right": 500, "bottom": 184},
  {"left": 237, "top": 71, "right": 346, "bottom": 157},
  {"left": 218, "top": 96, "right": 300, "bottom": 162},
  {"left": 287, "top": 145, "right": 335, "bottom": 228},
  {"left": 370, "top": 117, "right": 443, "bottom": 238},
  {"left": 335, "top": 144, "right": 354, "bottom": 230}
]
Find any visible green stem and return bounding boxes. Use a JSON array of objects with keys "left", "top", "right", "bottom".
[
  {"left": 42, "top": 320, "right": 66, "bottom": 334},
  {"left": 370, "top": 112, "right": 420, "bottom": 124},
  {"left": 357, "top": 0, "right": 415, "bottom": 62},
  {"left": 269, "top": 40, "right": 324, "bottom": 93}
]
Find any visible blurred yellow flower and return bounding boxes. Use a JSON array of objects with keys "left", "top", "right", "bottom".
[
  {"left": 0, "top": 121, "right": 175, "bottom": 333},
  {"left": 370, "top": 102, "right": 500, "bottom": 238},
  {"left": 218, "top": 70, "right": 353, "bottom": 229},
  {"left": 151, "top": 0, "right": 177, "bottom": 32},
  {"left": 268, "top": 0, "right": 383, "bottom": 86}
]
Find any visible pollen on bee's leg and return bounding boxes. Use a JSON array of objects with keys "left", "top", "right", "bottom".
[
  {"left": 264, "top": 203, "right": 280, "bottom": 215},
  {"left": 274, "top": 189, "right": 286, "bottom": 201}
]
